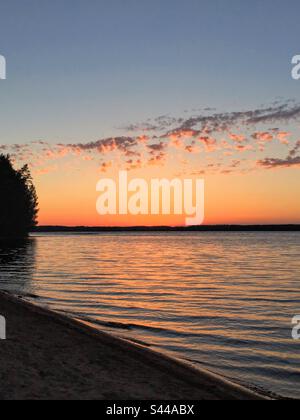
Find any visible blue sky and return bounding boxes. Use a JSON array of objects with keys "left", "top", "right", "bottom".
[{"left": 0, "top": 0, "right": 300, "bottom": 145}]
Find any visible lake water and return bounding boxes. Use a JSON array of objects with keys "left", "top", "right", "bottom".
[{"left": 0, "top": 232, "right": 299, "bottom": 398}]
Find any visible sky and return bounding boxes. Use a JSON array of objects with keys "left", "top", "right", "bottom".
[{"left": 0, "top": 0, "right": 300, "bottom": 226}]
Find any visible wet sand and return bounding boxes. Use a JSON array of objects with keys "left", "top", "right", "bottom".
[{"left": 0, "top": 291, "right": 267, "bottom": 400}]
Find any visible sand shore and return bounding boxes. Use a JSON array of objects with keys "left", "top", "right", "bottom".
[{"left": 0, "top": 291, "right": 267, "bottom": 400}]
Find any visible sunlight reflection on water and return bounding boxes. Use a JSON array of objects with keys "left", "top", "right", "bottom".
[{"left": 0, "top": 232, "right": 299, "bottom": 398}]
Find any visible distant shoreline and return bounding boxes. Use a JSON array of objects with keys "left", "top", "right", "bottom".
[{"left": 32, "top": 225, "right": 300, "bottom": 233}]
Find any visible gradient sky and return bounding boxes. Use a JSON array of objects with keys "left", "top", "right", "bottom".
[{"left": 0, "top": 0, "right": 300, "bottom": 226}]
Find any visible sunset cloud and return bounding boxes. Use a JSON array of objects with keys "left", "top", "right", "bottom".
[
  {"left": 252, "top": 132, "right": 274, "bottom": 143},
  {"left": 198, "top": 136, "right": 218, "bottom": 152},
  {"left": 257, "top": 156, "right": 300, "bottom": 169},
  {"left": 68, "top": 137, "right": 139, "bottom": 155},
  {"left": 257, "top": 140, "right": 300, "bottom": 169},
  {"left": 289, "top": 140, "right": 300, "bottom": 157},
  {"left": 148, "top": 152, "right": 167, "bottom": 166},
  {"left": 147, "top": 142, "right": 167, "bottom": 154},
  {"left": 276, "top": 131, "right": 292, "bottom": 145},
  {"left": 2, "top": 101, "right": 300, "bottom": 177},
  {"left": 229, "top": 133, "right": 247, "bottom": 143},
  {"left": 125, "top": 101, "right": 300, "bottom": 139}
]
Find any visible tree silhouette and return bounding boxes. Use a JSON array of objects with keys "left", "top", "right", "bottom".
[{"left": 0, "top": 155, "right": 38, "bottom": 238}]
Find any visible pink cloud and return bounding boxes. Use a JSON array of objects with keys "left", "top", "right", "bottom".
[
  {"left": 252, "top": 132, "right": 274, "bottom": 143},
  {"left": 235, "top": 144, "right": 254, "bottom": 152},
  {"left": 229, "top": 133, "right": 246, "bottom": 143},
  {"left": 99, "top": 161, "right": 113, "bottom": 173},
  {"left": 277, "top": 131, "right": 291, "bottom": 145},
  {"left": 198, "top": 136, "right": 218, "bottom": 152}
]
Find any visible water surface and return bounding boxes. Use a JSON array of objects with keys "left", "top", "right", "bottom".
[{"left": 0, "top": 232, "right": 299, "bottom": 398}]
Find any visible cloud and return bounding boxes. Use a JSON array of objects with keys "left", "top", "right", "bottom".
[
  {"left": 198, "top": 136, "right": 218, "bottom": 152},
  {"left": 44, "top": 146, "right": 71, "bottom": 159},
  {"left": 123, "top": 115, "right": 183, "bottom": 132},
  {"left": 137, "top": 135, "right": 150, "bottom": 143},
  {"left": 257, "top": 140, "right": 300, "bottom": 168},
  {"left": 124, "top": 102, "right": 300, "bottom": 146},
  {"left": 3, "top": 101, "right": 300, "bottom": 176},
  {"left": 147, "top": 142, "right": 167, "bottom": 154},
  {"left": 257, "top": 156, "right": 300, "bottom": 168},
  {"left": 289, "top": 140, "right": 300, "bottom": 157},
  {"left": 229, "top": 133, "right": 246, "bottom": 143},
  {"left": 67, "top": 137, "right": 139, "bottom": 155},
  {"left": 167, "top": 129, "right": 200, "bottom": 141},
  {"left": 247, "top": 105, "right": 300, "bottom": 125},
  {"left": 185, "top": 141, "right": 200, "bottom": 154},
  {"left": 252, "top": 132, "right": 274, "bottom": 143},
  {"left": 148, "top": 152, "right": 167, "bottom": 166},
  {"left": 125, "top": 159, "right": 143, "bottom": 171},
  {"left": 99, "top": 161, "right": 113, "bottom": 173},
  {"left": 276, "top": 131, "right": 291, "bottom": 145}
]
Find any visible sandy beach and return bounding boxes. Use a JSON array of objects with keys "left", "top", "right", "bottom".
[{"left": 0, "top": 291, "right": 267, "bottom": 400}]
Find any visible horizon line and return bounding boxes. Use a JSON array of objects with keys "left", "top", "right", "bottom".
[{"left": 33, "top": 224, "right": 300, "bottom": 232}]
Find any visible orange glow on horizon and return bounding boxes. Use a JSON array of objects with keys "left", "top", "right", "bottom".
[{"left": 35, "top": 167, "right": 300, "bottom": 227}]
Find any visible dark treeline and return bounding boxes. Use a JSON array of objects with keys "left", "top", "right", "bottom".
[{"left": 0, "top": 155, "right": 38, "bottom": 238}]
